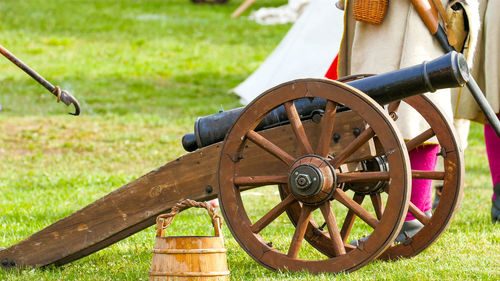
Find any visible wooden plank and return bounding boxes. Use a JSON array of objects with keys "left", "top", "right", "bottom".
[{"left": 0, "top": 142, "right": 221, "bottom": 269}]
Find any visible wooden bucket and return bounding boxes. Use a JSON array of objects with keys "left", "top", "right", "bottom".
[{"left": 149, "top": 199, "right": 229, "bottom": 281}]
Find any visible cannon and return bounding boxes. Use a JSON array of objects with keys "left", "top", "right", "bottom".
[
  {"left": 182, "top": 51, "right": 468, "bottom": 151},
  {"left": 0, "top": 51, "right": 465, "bottom": 274}
]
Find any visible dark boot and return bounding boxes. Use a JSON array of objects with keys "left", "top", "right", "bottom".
[
  {"left": 492, "top": 183, "right": 500, "bottom": 223},
  {"left": 350, "top": 211, "right": 432, "bottom": 246},
  {"left": 394, "top": 210, "right": 432, "bottom": 243}
]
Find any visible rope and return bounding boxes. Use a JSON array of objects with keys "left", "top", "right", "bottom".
[
  {"left": 51, "top": 86, "right": 62, "bottom": 103},
  {"left": 155, "top": 199, "right": 222, "bottom": 236}
]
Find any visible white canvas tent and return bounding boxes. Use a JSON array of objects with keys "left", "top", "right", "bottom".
[{"left": 231, "top": 0, "right": 344, "bottom": 104}]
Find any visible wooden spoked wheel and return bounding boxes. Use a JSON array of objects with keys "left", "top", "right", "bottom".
[
  {"left": 283, "top": 94, "right": 464, "bottom": 261},
  {"left": 378, "top": 95, "right": 464, "bottom": 259},
  {"left": 217, "top": 79, "right": 411, "bottom": 274}
]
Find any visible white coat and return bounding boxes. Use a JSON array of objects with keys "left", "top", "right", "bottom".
[{"left": 338, "top": 0, "right": 480, "bottom": 141}]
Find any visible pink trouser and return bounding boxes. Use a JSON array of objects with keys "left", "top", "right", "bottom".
[
  {"left": 406, "top": 144, "right": 440, "bottom": 221},
  {"left": 485, "top": 113, "right": 500, "bottom": 200}
]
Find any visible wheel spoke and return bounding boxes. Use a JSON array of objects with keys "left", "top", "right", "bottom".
[
  {"left": 246, "top": 130, "right": 295, "bottom": 166},
  {"left": 340, "top": 193, "right": 365, "bottom": 243},
  {"left": 315, "top": 100, "right": 337, "bottom": 157},
  {"left": 284, "top": 101, "right": 314, "bottom": 155},
  {"left": 408, "top": 202, "right": 430, "bottom": 225},
  {"left": 406, "top": 128, "right": 435, "bottom": 152},
  {"left": 319, "top": 201, "right": 346, "bottom": 256},
  {"left": 370, "top": 193, "right": 384, "bottom": 220},
  {"left": 287, "top": 205, "right": 313, "bottom": 258},
  {"left": 234, "top": 175, "right": 288, "bottom": 187},
  {"left": 344, "top": 244, "right": 357, "bottom": 251},
  {"left": 387, "top": 101, "right": 401, "bottom": 113},
  {"left": 337, "top": 171, "right": 390, "bottom": 183},
  {"left": 412, "top": 170, "right": 445, "bottom": 180},
  {"left": 334, "top": 189, "right": 379, "bottom": 229},
  {"left": 251, "top": 194, "right": 296, "bottom": 234},
  {"left": 330, "top": 127, "right": 375, "bottom": 168}
]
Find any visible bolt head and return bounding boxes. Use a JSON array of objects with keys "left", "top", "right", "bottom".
[
  {"left": 205, "top": 185, "right": 213, "bottom": 194},
  {"left": 295, "top": 174, "right": 312, "bottom": 189},
  {"left": 333, "top": 133, "right": 341, "bottom": 143}
]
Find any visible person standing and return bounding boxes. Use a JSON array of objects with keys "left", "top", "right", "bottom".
[
  {"left": 452, "top": 0, "right": 500, "bottom": 223},
  {"left": 336, "top": 0, "right": 481, "bottom": 238},
  {"left": 476, "top": 0, "right": 500, "bottom": 223}
]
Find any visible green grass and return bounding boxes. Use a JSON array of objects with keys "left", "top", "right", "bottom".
[{"left": 0, "top": 0, "right": 499, "bottom": 280}]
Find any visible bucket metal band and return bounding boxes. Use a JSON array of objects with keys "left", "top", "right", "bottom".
[
  {"left": 152, "top": 248, "right": 227, "bottom": 254},
  {"left": 149, "top": 270, "right": 230, "bottom": 277}
]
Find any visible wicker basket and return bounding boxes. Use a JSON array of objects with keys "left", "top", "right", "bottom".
[{"left": 353, "top": 0, "right": 389, "bottom": 25}]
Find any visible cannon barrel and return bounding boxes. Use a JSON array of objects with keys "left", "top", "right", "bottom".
[{"left": 182, "top": 51, "right": 469, "bottom": 152}]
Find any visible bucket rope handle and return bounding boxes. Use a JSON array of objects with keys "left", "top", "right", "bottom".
[{"left": 155, "top": 199, "right": 223, "bottom": 238}]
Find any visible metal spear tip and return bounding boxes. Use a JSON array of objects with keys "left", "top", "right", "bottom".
[{"left": 59, "top": 89, "right": 81, "bottom": 116}]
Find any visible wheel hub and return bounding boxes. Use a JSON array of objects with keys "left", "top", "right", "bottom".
[
  {"left": 290, "top": 165, "right": 323, "bottom": 197},
  {"left": 344, "top": 156, "right": 389, "bottom": 194},
  {"left": 288, "top": 155, "right": 337, "bottom": 205}
]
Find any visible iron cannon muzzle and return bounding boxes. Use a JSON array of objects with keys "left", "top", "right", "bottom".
[
  {"left": 182, "top": 51, "right": 469, "bottom": 152},
  {"left": 348, "top": 51, "right": 469, "bottom": 104}
]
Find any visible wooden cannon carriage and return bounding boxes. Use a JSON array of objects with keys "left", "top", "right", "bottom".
[{"left": 0, "top": 51, "right": 466, "bottom": 274}]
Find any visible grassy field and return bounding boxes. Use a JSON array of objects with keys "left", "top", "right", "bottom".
[{"left": 0, "top": 0, "right": 498, "bottom": 280}]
